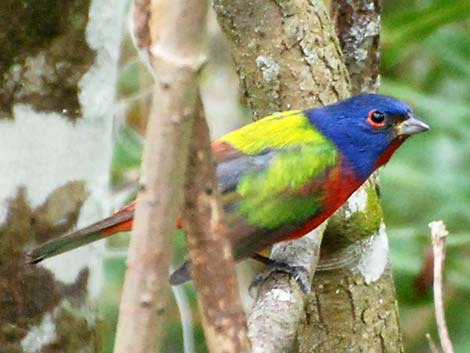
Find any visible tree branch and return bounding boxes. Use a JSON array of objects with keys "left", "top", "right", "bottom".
[
  {"left": 248, "top": 224, "right": 326, "bottom": 353},
  {"left": 182, "top": 99, "right": 251, "bottom": 353},
  {"left": 429, "top": 220, "right": 454, "bottom": 353},
  {"left": 213, "top": 0, "right": 350, "bottom": 118},
  {"left": 113, "top": 0, "right": 207, "bottom": 352},
  {"left": 214, "top": 0, "right": 403, "bottom": 351},
  {"left": 298, "top": 1, "right": 403, "bottom": 352},
  {"left": 213, "top": 0, "right": 350, "bottom": 351}
]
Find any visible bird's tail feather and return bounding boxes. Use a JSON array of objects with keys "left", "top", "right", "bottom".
[{"left": 27, "top": 211, "right": 133, "bottom": 264}]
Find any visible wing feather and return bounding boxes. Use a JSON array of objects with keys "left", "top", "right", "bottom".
[{"left": 213, "top": 111, "right": 338, "bottom": 257}]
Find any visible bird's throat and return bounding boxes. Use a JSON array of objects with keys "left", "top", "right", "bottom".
[{"left": 374, "top": 137, "right": 407, "bottom": 169}]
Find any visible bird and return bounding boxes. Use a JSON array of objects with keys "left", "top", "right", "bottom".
[{"left": 28, "top": 93, "right": 429, "bottom": 284}]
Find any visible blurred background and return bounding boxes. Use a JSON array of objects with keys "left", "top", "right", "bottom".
[{"left": 102, "top": 0, "right": 470, "bottom": 352}]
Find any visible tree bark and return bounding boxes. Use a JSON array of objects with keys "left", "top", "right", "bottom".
[
  {"left": 213, "top": 0, "right": 350, "bottom": 351},
  {"left": 248, "top": 224, "right": 326, "bottom": 353},
  {"left": 113, "top": 0, "right": 208, "bottom": 352},
  {"left": 183, "top": 99, "right": 251, "bottom": 353},
  {"left": 213, "top": 0, "right": 350, "bottom": 118},
  {"left": 214, "top": 0, "right": 403, "bottom": 352},
  {"left": 0, "top": 0, "right": 124, "bottom": 352},
  {"left": 298, "top": 2, "right": 403, "bottom": 352},
  {"left": 332, "top": 0, "right": 381, "bottom": 93}
]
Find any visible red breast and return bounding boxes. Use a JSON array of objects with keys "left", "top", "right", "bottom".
[{"left": 281, "top": 158, "right": 364, "bottom": 241}]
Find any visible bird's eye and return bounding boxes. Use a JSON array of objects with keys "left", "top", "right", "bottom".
[{"left": 367, "top": 110, "right": 386, "bottom": 128}]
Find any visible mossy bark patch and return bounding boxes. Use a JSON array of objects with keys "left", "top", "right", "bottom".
[
  {"left": 40, "top": 306, "right": 101, "bottom": 353},
  {"left": 0, "top": 0, "right": 95, "bottom": 120},
  {"left": 319, "top": 185, "right": 383, "bottom": 265},
  {"left": 324, "top": 185, "right": 383, "bottom": 242},
  {"left": 0, "top": 183, "right": 91, "bottom": 351},
  {"left": 213, "top": 0, "right": 351, "bottom": 118}
]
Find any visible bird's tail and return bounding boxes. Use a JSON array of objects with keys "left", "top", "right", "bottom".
[{"left": 28, "top": 204, "right": 135, "bottom": 264}]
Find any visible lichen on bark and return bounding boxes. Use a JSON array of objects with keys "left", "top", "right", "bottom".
[
  {"left": 213, "top": 0, "right": 350, "bottom": 118},
  {"left": 299, "top": 267, "right": 402, "bottom": 353},
  {"left": 39, "top": 305, "right": 101, "bottom": 353},
  {"left": 214, "top": 0, "right": 403, "bottom": 351},
  {"left": 323, "top": 184, "right": 383, "bottom": 243},
  {"left": 0, "top": 0, "right": 95, "bottom": 120},
  {"left": 0, "top": 184, "right": 95, "bottom": 353},
  {"left": 0, "top": 0, "right": 122, "bottom": 351},
  {"left": 332, "top": 0, "right": 382, "bottom": 94}
]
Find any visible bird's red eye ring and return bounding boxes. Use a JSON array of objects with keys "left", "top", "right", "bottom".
[{"left": 367, "top": 109, "right": 386, "bottom": 128}]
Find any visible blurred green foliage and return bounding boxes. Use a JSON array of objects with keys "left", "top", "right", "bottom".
[
  {"left": 103, "top": 1, "right": 470, "bottom": 352},
  {"left": 380, "top": 1, "right": 470, "bottom": 351}
]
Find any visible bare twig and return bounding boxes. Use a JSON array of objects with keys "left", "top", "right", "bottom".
[
  {"left": 429, "top": 220, "right": 454, "bottom": 353},
  {"left": 182, "top": 100, "right": 251, "bottom": 353},
  {"left": 171, "top": 280, "right": 196, "bottom": 353},
  {"left": 113, "top": 0, "right": 207, "bottom": 352}
]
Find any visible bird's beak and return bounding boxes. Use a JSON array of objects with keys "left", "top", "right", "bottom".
[{"left": 395, "top": 113, "right": 430, "bottom": 136}]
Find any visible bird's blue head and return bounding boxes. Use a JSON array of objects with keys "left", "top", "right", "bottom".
[{"left": 306, "top": 94, "right": 429, "bottom": 180}]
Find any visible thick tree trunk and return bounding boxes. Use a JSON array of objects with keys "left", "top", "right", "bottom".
[
  {"left": 298, "top": 2, "right": 403, "bottom": 352},
  {"left": 213, "top": 0, "right": 350, "bottom": 117},
  {"left": 0, "top": 1, "right": 124, "bottom": 352},
  {"left": 213, "top": 0, "right": 403, "bottom": 352}
]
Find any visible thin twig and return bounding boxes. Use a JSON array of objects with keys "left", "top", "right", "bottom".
[
  {"left": 172, "top": 282, "right": 196, "bottom": 353},
  {"left": 183, "top": 100, "right": 251, "bottom": 353},
  {"left": 429, "top": 220, "right": 454, "bottom": 353}
]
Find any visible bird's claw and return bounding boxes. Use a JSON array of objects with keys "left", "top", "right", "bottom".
[{"left": 249, "top": 261, "right": 311, "bottom": 296}]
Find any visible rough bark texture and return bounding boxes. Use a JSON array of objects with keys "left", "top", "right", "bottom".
[
  {"left": 214, "top": 0, "right": 403, "bottom": 352},
  {"left": 299, "top": 266, "right": 402, "bottom": 352},
  {"left": 183, "top": 100, "right": 251, "bottom": 353},
  {"left": 0, "top": 0, "right": 124, "bottom": 352},
  {"left": 213, "top": 0, "right": 350, "bottom": 118},
  {"left": 113, "top": 0, "right": 207, "bottom": 352},
  {"left": 332, "top": 0, "right": 381, "bottom": 93},
  {"left": 298, "top": 1, "right": 403, "bottom": 352},
  {"left": 0, "top": 0, "right": 95, "bottom": 120},
  {"left": 213, "top": 0, "right": 350, "bottom": 351}
]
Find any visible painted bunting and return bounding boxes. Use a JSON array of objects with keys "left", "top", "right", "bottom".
[{"left": 29, "top": 94, "right": 429, "bottom": 284}]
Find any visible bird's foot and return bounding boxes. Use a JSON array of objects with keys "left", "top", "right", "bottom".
[{"left": 249, "top": 254, "right": 311, "bottom": 295}]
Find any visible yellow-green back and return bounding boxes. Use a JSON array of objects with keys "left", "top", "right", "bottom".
[
  {"left": 218, "top": 110, "right": 331, "bottom": 155},
  {"left": 217, "top": 111, "right": 338, "bottom": 229}
]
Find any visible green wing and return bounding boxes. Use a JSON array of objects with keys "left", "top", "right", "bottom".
[
  {"left": 236, "top": 144, "right": 336, "bottom": 229},
  {"left": 216, "top": 110, "right": 338, "bottom": 230}
]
